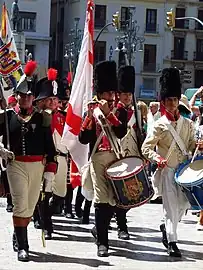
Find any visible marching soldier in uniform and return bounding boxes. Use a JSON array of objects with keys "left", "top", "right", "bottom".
[
  {"left": 141, "top": 68, "right": 203, "bottom": 257},
  {"left": 79, "top": 61, "right": 127, "bottom": 257},
  {"left": 34, "top": 69, "right": 69, "bottom": 239},
  {"left": 0, "top": 61, "right": 58, "bottom": 262},
  {"left": 117, "top": 65, "right": 140, "bottom": 157},
  {"left": 112, "top": 65, "right": 139, "bottom": 240}
]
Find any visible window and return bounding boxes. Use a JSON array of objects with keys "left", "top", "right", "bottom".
[
  {"left": 196, "top": 39, "right": 203, "bottom": 60},
  {"left": 95, "top": 5, "right": 106, "bottom": 29},
  {"left": 140, "top": 78, "right": 156, "bottom": 98},
  {"left": 19, "top": 12, "right": 36, "bottom": 32},
  {"left": 145, "top": 9, "right": 157, "bottom": 33},
  {"left": 197, "top": 10, "right": 203, "bottom": 30},
  {"left": 195, "top": 70, "right": 203, "bottom": 88},
  {"left": 197, "top": 39, "right": 203, "bottom": 52},
  {"left": 143, "top": 44, "right": 156, "bottom": 71},
  {"left": 94, "top": 41, "right": 106, "bottom": 63},
  {"left": 175, "top": 8, "right": 187, "bottom": 29},
  {"left": 121, "top": 7, "right": 130, "bottom": 30},
  {"left": 173, "top": 37, "right": 186, "bottom": 59}
]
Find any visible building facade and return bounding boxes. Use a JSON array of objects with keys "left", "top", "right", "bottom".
[
  {"left": 164, "top": 0, "right": 203, "bottom": 92},
  {"left": 62, "top": 0, "right": 203, "bottom": 99},
  {"left": 1, "top": 0, "right": 52, "bottom": 78}
]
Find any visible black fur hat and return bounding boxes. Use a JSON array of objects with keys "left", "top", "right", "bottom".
[
  {"left": 160, "top": 68, "right": 181, "bottom": 100},
  {"left": 94, "top": 61, "right": 117, "bottom": 93},
  {"left": 118, "top": 66, "right": 135, "bottom": 93}
]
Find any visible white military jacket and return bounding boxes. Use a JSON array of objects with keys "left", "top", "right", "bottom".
[{"left": 141, "top": 115, "right": 196, "bottom": 169}]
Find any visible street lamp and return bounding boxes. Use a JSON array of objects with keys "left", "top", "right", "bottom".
[
  {"left": 115, "top": 7, "right": 145, "bottom": 66},
  {"left": 109, "top": 46, "right": 113, "bottom": 61},
  {"left": 64, "top": 17, "right": 82, "bottom": 75}
]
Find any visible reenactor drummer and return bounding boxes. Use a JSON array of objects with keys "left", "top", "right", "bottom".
[
  {"left": 79, "top": 61, "right": 127, "bottom": 257},
  {"left": 112, "top": 65, "right": 140, "bottom": 241},
  {"left": 142, "top": 68, "right": 203, "bottom": 257}
]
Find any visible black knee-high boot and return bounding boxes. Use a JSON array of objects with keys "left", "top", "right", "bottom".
[
  {"left": 115, "top": 207, "right": 128, "bottom": 232},
  {"left": 50, "top": 194, "right": 64, "bottom": 215},
  {"left": 64, "top": 184, "right": 74, "bottom": 218},
  {"left": 33, "top": 199, "right": 41, "bottom": 229},
  {"left": 94, "top": 203, "right": 114, "bottom": 248},
  {"left": 115, "top": 207, "right": 130, "bottom": 240},
  {"left": 14, "top": 227, "right": 29, "bottom": 262},
  {"left": 82, "top": 199, "right": 92, "bottom": 224},
  {"left": 6, "top": 193, "right": 13, "bottom": 212},
  {"left": 75, "top": 186, "right": 84, "bottom": 218},
  {"left": 43, "top": 192, "right": 53, "bottom": 239}
]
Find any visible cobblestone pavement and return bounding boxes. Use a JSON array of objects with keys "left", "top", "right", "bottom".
[{"left": 0, "top": 198, "right": 202, "bottom": 270}]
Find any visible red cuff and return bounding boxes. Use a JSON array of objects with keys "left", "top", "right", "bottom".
[
  {"left": 81, "top": 116, "right": 92, "bottom": 130},
  {"left": 45, "top": 162, "right": 57, "bottom": 174},
  {"left": 106, "top": 112, "right": 121, "bottom": 127},
  {"left": 156, "top": 156, "right": 167, "bottom": 168}
]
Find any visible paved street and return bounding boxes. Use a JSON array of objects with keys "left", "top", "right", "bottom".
[{"left": 0, "top": 198, "right": 202, "bottom": 270}]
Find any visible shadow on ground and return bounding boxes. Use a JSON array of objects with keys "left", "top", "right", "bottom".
[{"left": 29, "top": 250, "right": 112, "bottom": 267}]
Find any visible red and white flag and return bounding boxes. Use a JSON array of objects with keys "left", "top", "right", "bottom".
[{"left": 61, "top": 0, "right": 94, "bottom": 172}]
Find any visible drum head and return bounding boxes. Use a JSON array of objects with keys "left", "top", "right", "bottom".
[
  {"left": 176, "top": 158, "right": 203, "bottom": 186},
  {"left": 106, "top": 156, "right": 143, "bottom": 179}
]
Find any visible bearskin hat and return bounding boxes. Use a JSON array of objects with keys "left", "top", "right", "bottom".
[
  {"left": 160, "top": 68, "right": 181, "bottom": 100},
  {"left": 94, "top": 61, "right": 117, "bottom": 93},
  {"left": 118, "top": 66, "right": 135, "bottom": 93}
]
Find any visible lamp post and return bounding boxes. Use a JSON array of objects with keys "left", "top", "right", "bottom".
[
  {"left": 115, "top": 7, "right": 145, "bottom": 66},
  {"left": 64, "top": 17, "right": 82, "bottom": 76},
  {"left": 109, "top": 45, "right": 113, "bottom": 61}
]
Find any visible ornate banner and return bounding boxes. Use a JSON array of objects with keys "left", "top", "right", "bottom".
[{"left": 0, "top": 3, "right": 24, "bottom": 89}]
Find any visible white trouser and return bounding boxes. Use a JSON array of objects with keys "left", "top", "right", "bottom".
[
  {"left": 7, "top": 161, "right": 44, "bottom": 218},
  {"left": 90, "top": 151, "right": 117, "bottom": 206},
  {"left": 162, "top": 167, "right": 190, "bottom": 242},
  {"left": 52, "top": 156, "right": 67, "bottom": 197}
]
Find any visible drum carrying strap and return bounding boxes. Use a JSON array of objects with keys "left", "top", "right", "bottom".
[
  {"left": 88, "top": 131, "right": 104, "bottom": 161},
  {"left": 165, "top": 116, "right": 188, "bottom": 157}
]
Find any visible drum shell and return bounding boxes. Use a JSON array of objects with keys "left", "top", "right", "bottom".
[
  {"left": 179, "top": 185, "right": 203, "bottom": 210},
  {"left": 175, "top": 156, "right": 203, "bottom": 210},
  {"left": 105, "top": 156, "right": 154, "bottom": 209}
]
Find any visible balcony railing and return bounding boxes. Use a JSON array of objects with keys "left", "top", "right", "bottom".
[
  {"left": 145, "top": 23, "right": 159, "bottom": 34},
  {"left": 171, "top": 50, "right": 188, "bottom": 60},
  {"left": 194, "top": 51, "right": 203, "bottom": 61},
  {"left": 175, "top": 19, "right": 189, "bottom": 30},
  {"left": 143, "top": 63, "right": 156, "bottom": 72}
]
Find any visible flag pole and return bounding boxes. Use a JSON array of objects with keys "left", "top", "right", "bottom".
[{"left": 0, "top": 79, "right": 10, "bottom": 150}]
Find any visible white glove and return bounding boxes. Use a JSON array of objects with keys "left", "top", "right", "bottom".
[
  {"left": 43, "top": 172, "right": 55, "bottom": 193},
  {"left": 0, "top": 143, "right": 15, "bottom": 161}
]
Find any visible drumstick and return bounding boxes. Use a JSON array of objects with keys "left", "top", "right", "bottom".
[{"left": 191, "top": 145, "right": 199, "bottom": 163}]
